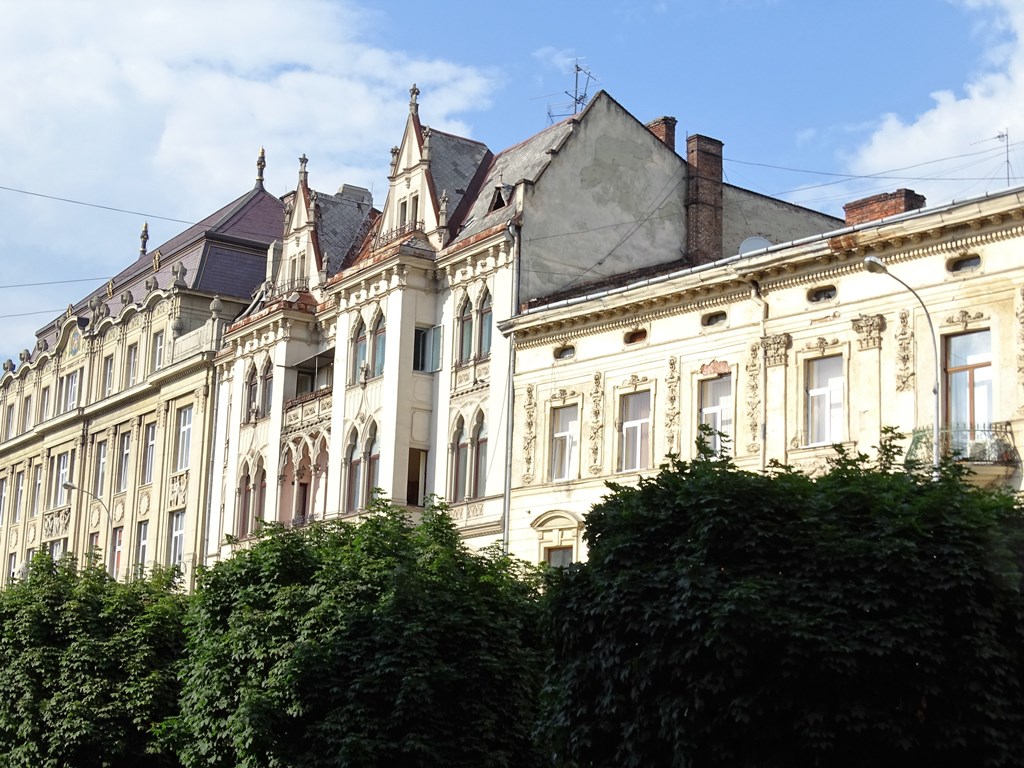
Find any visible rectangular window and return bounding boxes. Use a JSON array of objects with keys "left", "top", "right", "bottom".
[
  {"left": 62, "top": 370, "right": 79, "bottom": 413},
  {"left": 136, "top": 520, "right": 149, "bottom": 567},
  {"left": 117, "top": 432, "right": 131, "bottom": 492},
  {"left": 410, "top": 193, "right": 419, "bottom": 226},
  {"left": 4, "top": 404, "right": 13, "bottom": 439},
  {"left": 550, "top": 404, "right": 579, "bottom": 481},
  {"left": 88, "top": 531, "right": 100, "bottom": 556},
  {"left": 406, "top": 447, "right": 428, "bottom": 506},
  {"left": 0, "top": 478, "right": 7, "bottom": 528},
  {"left": 40, "top": 387, "right": 50, "bottom": 422},
  {"left": 6, "top": 552, "right": 15, "bottom": 585},
  {"left": 545, "top": 546, "right": 574, "bottom": 568},
  {"left": 175, "top": 406, "right": 193, "bottom": 471},
  {"left": 111, "top": 526, "right": 123, "bottom": 578},
  {"left": 102, "top": 355, "right": 114, "bottom": 396},
  {"left": 31, "top": 465, "right": 41, "bottom": 518},
  {"left": 618, "top": 391, "right": 651, "bottom": 472},
  {"left": 945, "top": 330, "right": 993, "bottom": 455},
  {"left": 94, "top": 440, "right": 108, "bottom": 497},
  {"left": 141, "top": 423, "right": 156, "bottom": 485},
  {"left": 126, "top": 344, "right": 138, "bottom": 386},
  {"left": 22, "top": 396, "right": 32, "bottom": 432},
  {"left": 169, "top": 511, "right": 185, "bottom": 565},
  {"left": 413, "top": 326, "right": 441, "bottom": 372},
  {"left": 806, "top": 356, "right": 844, "bottom": 446},
  {"left": 47, "top": 538, "right": 66, "bottom": 560},
  {"left": 13, "top": 471, "right": 24, "bottom": 524},
  {"left": 700, "top": 375, "right": 734, "bottom": 454},
  {"left": 151, "top": 331, "right": 164, "bottom": 372},
  {"left": 51, "top": 451, "right": 73, "bottom": 508},
  {"left": 399, "top": 199, "right": 408, "bottom": 227}
]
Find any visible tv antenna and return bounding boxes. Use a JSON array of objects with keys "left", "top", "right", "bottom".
[
  {"left": 997, "top": 129, "right": 1010, "bottom": 186},
  {"left": 547, "top": 59, "right": 595, "bottom": 124}
]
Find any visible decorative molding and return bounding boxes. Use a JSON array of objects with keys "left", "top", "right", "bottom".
[
  {"left": 745, "top": 343, "right": 761, "bottom": 453},
  {"left": 621, "top": 373, "right": 649, "bottom": 390},
  {"left": 944, "top": 309, "right": 985, "bottom": 330},
  {"left": 138, "top": 491, "right": 150, "bottom": 518},
  {"left": 804, "top": 336, "right": 840, "bottom": 355},
  {"left": 698, "top": 359, "right": 730, "bottom": 376},
  {"left": 42, "top": 508, "right": 70, "bottom": 539},
  {"left": 761, "top": 333, "right": 791, "bottom": 367},
  {"left": 852, "top": 313, "right": 885, "bottom": 350},
  {"left": 588, "top": 372, "right": 604, "bottom": 475},
  {"left": 664, "top": 357, "right": 680, "bottom": 454},
  {"left": 168, "top": 471, "right": 189, "bottom": 508},
  {"left": 521, "top": 385, "right": 536, "bottom": 485},
  {"left": 895, "top": 309, "right": 915, "bottom": 392},
  {"left": 549, "top": 387, "right": 577, "bottom": 403}
]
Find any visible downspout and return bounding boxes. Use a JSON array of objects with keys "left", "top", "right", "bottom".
[
  {"left": 501, "top": 219, "right": 521, "bottom": 553},
  {"left": 747, "top": 280, "right": 769, "bottom": 473}
]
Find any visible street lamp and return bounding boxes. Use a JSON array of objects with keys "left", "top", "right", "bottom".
[
  {"left": 63, "top": 481, "right": 115, "bottom": 573},
  {"left": 863, "top": 255, "right": 941, "bottom": 476}
]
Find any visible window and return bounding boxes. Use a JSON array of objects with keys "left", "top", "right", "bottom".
[
  {"left": 946, "top": 330, "right": 992, "bottom": 454},
  {"left": 618, "top": 391, "right": 651, "bottom": 472},
  {"left": 126, "top": 344, "right": 138, "bottom": 386},
  {"left": 245, "top": 367, "right": 258, "bottom": 421},
  {"left": 625, "top": 329, "right": 648, "bottom": 345},
  {"left": 47, "top": 538, "right": 67, "bottom": 560},
  {"left": 175, "top": 405, "right": 193, "bottom": 471},
  {"left": 806, "top": 356, "right": 844, "bottom": 446},
  {"left": 371, "top": 315, "right": 386, "bottom": 378},
  {"left": 554, "top": 345, "right": 575, "bottom": 360},
  {"left": 94, "top": 440, "right": 108, "bottom": 496},
  {"left": 368, "top": 433, "right": 381, "bottom": 494},
  {"left": 453, "top": 420, "right": 469, "bottom": 502},
  {"left": 31, "top": 466, "right": 41, "bottom": 518},
  {"left": 111, "top": 526, "right": 123, "bottom": 577},
  {"left": 39, "top": 387, "right": 49, "bottom": 422},
  {"left": 545, "top": 546, "right": 574, "bottom": 568},
  {"left": 22, "top": 396, "right": 32, "bottom": 432},
  {"left": 0, "top": 478, "right": 6, "bottom": 528},
  {"left": 151, "top": 331, "right": 164, "bottom": 371},
  {"left": 410, "top": 193, "right": 419, "bottom": 227},
  {"left": 700, "top": 375, "right": 733, "bottom": 455},
  {"left": 473, "top": 416, "right": 487, "bottom": 499},
  {"left": 57, "top": 371, "right": 79, "bottom": 413},
  {"left": 413, "top": 326, "right": 441, "bottom": 372},
  {"left": 7, "top": 553, "right": 15, "bottom": 585},
  {"left": 116, "top": 432, "right": 131, "bottom": 492},
  {"left": 808, "top": 285, "right": 837, "bottom": 303},
  {"left": 136, "top": 521, "right": 148, "bottom": 568},
  {"left": 141, "top": 423, "right": 156, "bottom": 485},
  {"left": 351, "top": 321, "right": 367, "bottom": 383},
  {"left": 50, "top": 451, "right": 73, "bottom": 508},
  {"left": 702, "top": 311, "right": 727, "bottom": 327},
  {"left": 88, "top": 532, "right": 99, "bottom": 557},
  {"left": 407, "top": 448, "right": 428, "bottom": 506},
  {"left": 12, "top": 471, "right": 23, "bottom": 525},
  {"left": 948, "top": 254, "right": 981, "bottom": 273},
  {"left": 102, "top": 355, "right": 114, "bottom": 396},
  {"left": 478, "top": 293, "right": 492, "bottom": 359},
  {"left": 550, "top": 405, "right": 579, "bottom": 481},
  {"left": 169, "top": 511, "right": 185, "bottom": 566},
  {"left": 399, "top": 199, "right": 408, "bottom": 227},
  {"left": 345, "top": 438, "right": 362, "bottom": 513},
  {"left": 458, "top": 300, "right": 474, "bottom": 364},
  {"left": 260, "top": 362, "right": 273, "bottom": 418},
  {"left": 5, "top": 404, "right": 14, "bottom": 439}
]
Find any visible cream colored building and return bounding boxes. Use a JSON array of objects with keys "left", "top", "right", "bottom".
[
  {"left": 503, "top": 187, "right": 1024, "bottom": 564},
  {"left": 0, "top": 166, "right": 283, "bottom": 587}
]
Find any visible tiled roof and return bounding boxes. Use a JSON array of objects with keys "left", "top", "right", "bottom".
[
  {"left": 310, "top": 185, "right": 376, "bottom": 276},
  {"left": 426, "top": 129, "right": 490, "bottom": 219}
]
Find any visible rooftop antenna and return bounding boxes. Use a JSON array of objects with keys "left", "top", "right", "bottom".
[
  {"left": 547, "top": 59, "right": 595, "bottom": 124},
  {"left": 997, "top": 129, "right": 1010, "bottom": 186}
]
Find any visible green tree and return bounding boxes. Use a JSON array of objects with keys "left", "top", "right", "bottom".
[
  {"left": 0, "top": 553, "right": 187, "bottom": 768},
  {"left": 542, "top": 437, "right": 1024, "bottom": 767},
  {"left": 168, "top": 499, "right": 544, "bottom": 768}
]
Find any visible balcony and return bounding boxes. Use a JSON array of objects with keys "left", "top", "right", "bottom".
[{"left": 907, "top": 423, "right": 1020, "bottom": 485}]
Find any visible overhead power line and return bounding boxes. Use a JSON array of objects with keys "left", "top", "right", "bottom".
[{"left": 0, "top": 184, "right": 195, "bottom": 225}]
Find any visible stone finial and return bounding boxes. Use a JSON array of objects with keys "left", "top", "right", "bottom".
[
  {"left": 298, "top": 154, "right": 308, "bottom": 185},
  {"left": 171, "top": 262, "right": 188, "bottom": 288},
  {"left": 409, "top": 83, "right": 420, "bottom": 116},
  {"left": 256, "top": 146, "right": 266, "bottom": 189},
  {"left": 139, "top": 222, "right": 149, "bottom": 256},
  {"left": 18, "top": 349, "right": 30, "bottom": 363},
  {"left": 422, "top": 126, "right": 431, "bottom": 162},
  {"left": 389, "top": 145, "right": 400, "bottom": 174},
  {"left": 121, "top": 290, "right": 134, "bottom": 306},
  {"left": 210, "top": 295, "right": 223, "bottom": 318},
  {"left": 439, "top": 190, "right": 449, "bottom": 227}
]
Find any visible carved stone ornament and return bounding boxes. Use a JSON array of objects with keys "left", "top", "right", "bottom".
[
  {"left": 945, "top": 309, "right": 984, "bottom": 330},
  {"left": 43, "top": 508, "right": 70, "bottom": 539},
  {"left": 139, "top": 491, "right": 150, "bottom": 518},
  {"left": 895, "top": 309, "right": 915, "bottom": 392},
  {"left": 622, "top": 373, "right": 649, "bottom": 390},
  {"left": 589, "top": 372, "right": 604, "bottom": 475},
  {"left": 745, "top": 343, "right": 761, "bottom": 453},
  {"left": 664, "top": 357, "right": 680, "bottom": 454},
  {"left": 852, "top": 313, "right": 885, "bottom": 350},
  {"left": 761, "top": 333, "right": 791, "bottom": 367},
  {"left": 550, "top": 388, "right": 577, "bottom": 402},
  {"left": 699, "top": 360, "right": 730, "bottom": 377},
  {"left": 168, "top": 471, "right": 189, "bottom": 508},
  {"left": 113, "top": 499, "right": 125, "bottom": 523},
  {"left": 521, "top": 385, "right": 536, "bottom": 485},
  {"left": 90, "top": 506, "right": 101, "bottom": 529},
  {"left": 27, "top": 523, "right": 37, "bottom": 544},
  {"left": 9, "top": 529, "right": 17, "bottom": 546},
  {"left": 804, "top": 337, "right": 840, "bottom": 355}
]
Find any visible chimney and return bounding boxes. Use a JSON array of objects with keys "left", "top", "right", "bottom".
[
  {"left": 646, "top": 116, "right": 677, "bottom": 152},
  {"left": 686, "top": 134, "right": 724, "bottom": 266},
  {"left": 843, "top": 189, "right": 926, "bottom": 226}
]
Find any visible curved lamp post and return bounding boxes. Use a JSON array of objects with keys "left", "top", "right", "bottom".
[
  {"left": 63, "top": 481, "right": 115, "bottom": 572},
  {"left": 863, "top": 256, "right": 941, "bottom": 476}
]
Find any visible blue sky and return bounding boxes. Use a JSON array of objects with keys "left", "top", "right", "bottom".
[{"left": 0, "top": 0, "right": 1021, "bottom": 358}]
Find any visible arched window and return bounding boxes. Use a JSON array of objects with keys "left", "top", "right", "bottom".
[
  {"left": 351, "top": 320, "right": 367, "bottom": 383},
  {"left": 260, "top": 361, "right": 273, "bottom": 418},
  {"left": 245, "top": 367, "right": 258, "bottom": 422},
  {"left": 237, "top": 469, "right": 251, "bottom": 538},
  {"left": 368, "top": 430, "right": 381, "bottom": 499},
  {"left": 472, "top": 413, "right": 487, "bottom": 499},
  {"left": 345, "top": 432, "right": 362, "bottom": 512},
  {"left": 478, "top": 292, "right": 492, "bottom": 358},
  {"left": 254, "top": 465, "right": 267, "bottom": 523},
  {"left": 453, "top": 418, "right": 469, "bottom": 502},
  {"left": 458, "top": 300, "right": 474, "bottom": 364},
  {"left": 371, "top": 315, "right": 386, "bottom": 378}
]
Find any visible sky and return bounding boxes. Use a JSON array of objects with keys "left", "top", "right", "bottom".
[{"left": 1, "top": 0, "right": 1022, "bottom": 360}]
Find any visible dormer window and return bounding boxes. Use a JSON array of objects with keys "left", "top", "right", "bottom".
[
  {"left": 399, "top": 200, "right": 408, "bottom": 227},
  {"left": 410, "top": 194, "right": 419, "bottom": 227}
]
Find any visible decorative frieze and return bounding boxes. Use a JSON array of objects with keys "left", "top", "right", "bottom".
[
  {"left": 804, "top": 337, "right": 840, "bottom": 355},
  {"left": 895, "top": 310, "right": 915, "bottom": 392},
  {"left": 168, "top": 471, "right": 189, "bottom": 509},
  {"left": 588, "top": 372, "right": 604, "bottom": 475},
  {"left": 852, "top": 313, "right": 885, "bottom": 350},
  {"left": 42, "top": 508, "right": 70, "bottom": 539},
  {"left": 664, "top": 357, "right": 680, "bottom": 454},
  {"left": 745, "top": 343, "right": 761, "bottom": 454},
  {"left": 761, "top": 333, "right": 790, "bottom": 366},
  {"left": 521, "top": 385, "right": 536, "bottom": 485}
]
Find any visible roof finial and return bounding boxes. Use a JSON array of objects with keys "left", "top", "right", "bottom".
[
  {"left": 409, "top": 83, "right": 420, "bottom": 116},
  {"left": 256, "top": 147, "right": 266, "bottom": 189},
  {"left": 139, "top": 222, "right": 149, "bottom": 257},
  {"left": 298, "top": 153, "right": 308, "bottom": 185}
]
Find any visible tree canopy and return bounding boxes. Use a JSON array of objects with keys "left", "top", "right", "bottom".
[
  {"left": 167, "top": 500, "right": 545, "bottom": 768},
  {"left": 542, "top": 437, "right": 1024, "bottom": 768}
]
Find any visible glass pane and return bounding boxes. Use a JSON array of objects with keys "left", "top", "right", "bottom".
[{"left": 948, "top": 331, "right": 991, "bottom": 367}]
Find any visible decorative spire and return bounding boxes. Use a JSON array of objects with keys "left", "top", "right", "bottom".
[
  {"left": 298, "top": 153, "right": 308, "bottom": 186},
  {"left": 256, "top": 146, "right": 266, "bottom": 189},
  {"left": 422, "top": 126, "right": 431, "bottom": 162},
  {"left": 390, "top": 145, "right": 400, "bottom": 174},
  {"left": 409, "top": 83, "right": 420, "bottom": 116},
  {"left": 139, "top": 222, "right": 149, "bottom": 257}
]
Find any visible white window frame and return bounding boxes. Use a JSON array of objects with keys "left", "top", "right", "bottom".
[
  {"left": 151, "top": 331, "right": 164, "bottom": 372},
  {"left": 175, "top": 405, "right": 193, "bottom": 472},
  {"left": 102, "top": 355, "right": 114, "bottom": 397},
  {"left": 126, "top": 344, "right": 138, "bottom": 387},
  {"left": 141, "top": 423, "right": 156, "bottom": 485},
  {"left": 806, "top": 355, "right": 844, "bottom": 446},
  {"left": 94, "top": 440, "right": 107, "bottom": 497},
  {"left": 116, "top": 432, "right": 131, "bottom": 492},
  {"left": 169, "top": 511, "right": 185, "bottom": 565},
  {"left": 550, "top": 404, "right": 579, "bottom": 482},
  {"left": 136, "top": 520, "right": 149, "bottom": 567},
  {"left": 700, "top": 374, "right": 734, "bottom": 455},
  {"left": 618, "top": 390, "right": 651, "bottom": 472}
]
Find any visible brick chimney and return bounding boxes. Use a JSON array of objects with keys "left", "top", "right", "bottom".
[
  {"left": 843, "top": 189, "right": 926, "bottom": 225},
  {"left": 646, "top": 116, "right": 677, "bottom": 152},
  {"left": 686, "top": 134, "right": 724, "bottom": 265}
]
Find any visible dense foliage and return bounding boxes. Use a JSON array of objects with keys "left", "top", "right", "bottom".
[
  {"left": 543, "top": 437, "right": 1024, "bottom": 768},
  {"left": 0, "top": 554, "right": 186, "bottom": 768},
  {"left": 167, "top": 500, "right": 544, "bottom": 768}
]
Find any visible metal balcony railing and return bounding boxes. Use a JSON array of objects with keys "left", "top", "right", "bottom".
[{"left": 907, "top": 422, "right": 1019, "bottom": 466}]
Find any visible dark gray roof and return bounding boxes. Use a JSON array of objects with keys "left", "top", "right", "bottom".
[
  {"left": 311, "top": 185, "right": 376, "bottom": 276},
  {"left": 426, "top": 129, "right": 490, "bottom": 219}
]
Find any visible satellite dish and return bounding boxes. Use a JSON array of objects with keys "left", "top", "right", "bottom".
[{"left": 739, "top": 236, "right": 772, "bottom": 255}]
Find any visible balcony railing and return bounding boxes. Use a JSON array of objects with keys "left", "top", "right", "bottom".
[{"left": 907, "top": 423, "right": 1020, "bottom": 466}]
